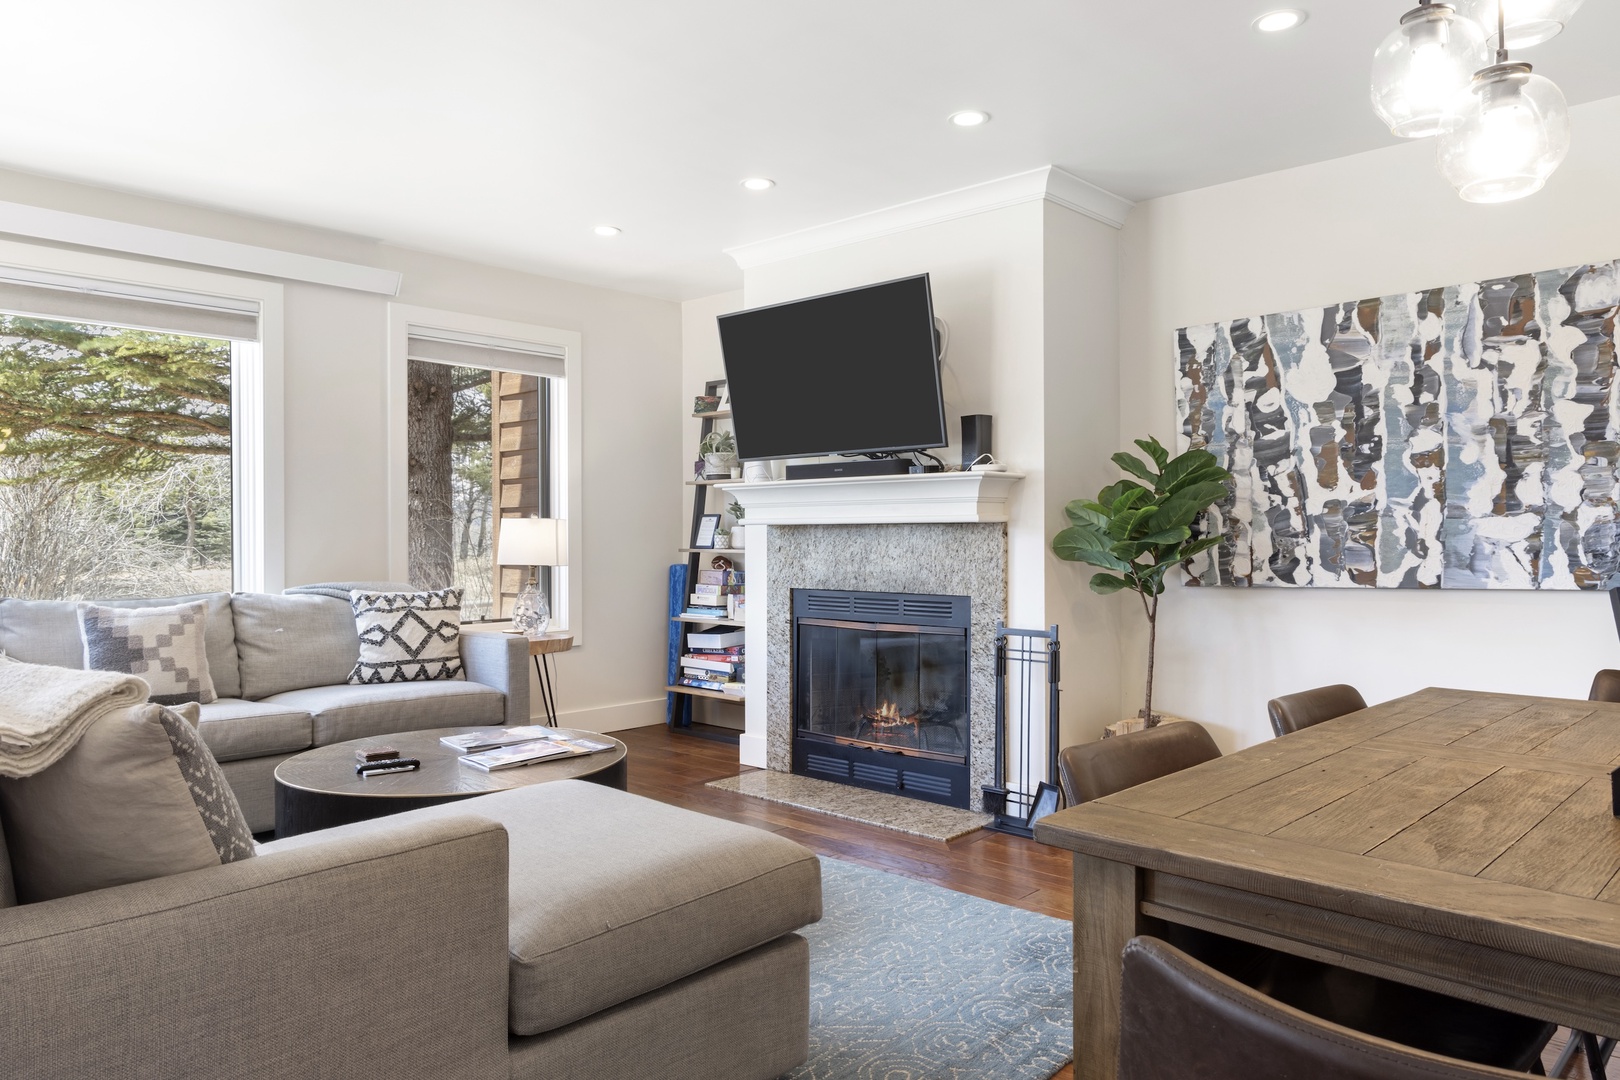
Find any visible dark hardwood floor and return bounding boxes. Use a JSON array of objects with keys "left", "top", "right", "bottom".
[
  {"left": 617, "top": 723, "right": 1599, "bottom": 1080},
  {"left": 619, "top": 722, "right": 1077, "bottom": 1079}
]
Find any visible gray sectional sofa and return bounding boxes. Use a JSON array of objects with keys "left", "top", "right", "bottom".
[{"left": 0, "top": 584, "right": 530, "bottom": 832}]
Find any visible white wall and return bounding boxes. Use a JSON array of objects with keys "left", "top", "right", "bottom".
[
  {"left": 1118, "top": 94, "right": 1620, "bottom": 753},
  {"left": 679, "top": 289, "right": 746, "bottom": 730},
  {"left": 0, "top": 167, "right": 683, "bottom": 732}
]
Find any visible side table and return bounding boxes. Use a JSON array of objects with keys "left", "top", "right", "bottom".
[{"left": 524, "top": 631, "right": 573, "bottom": 725}]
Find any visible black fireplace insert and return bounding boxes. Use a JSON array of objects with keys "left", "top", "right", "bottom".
[{"left": 791, "top": 589, "right": 970, "bottom": 808}]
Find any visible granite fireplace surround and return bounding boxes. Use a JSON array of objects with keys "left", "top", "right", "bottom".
[{"left": 764, "top": 522, "right": 1008, "bottom": 812}]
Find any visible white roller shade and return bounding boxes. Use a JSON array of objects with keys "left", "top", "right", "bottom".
[
  {"left": 0, "top": 266, "right": 260, "bottom": 341},
  {"left": 407, "top": 327, "right": 565, "bottom": 378}
]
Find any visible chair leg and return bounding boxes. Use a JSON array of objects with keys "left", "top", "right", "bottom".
[{"left": 1582, "top": 1030, "right": 1612, "bottom": 1080}]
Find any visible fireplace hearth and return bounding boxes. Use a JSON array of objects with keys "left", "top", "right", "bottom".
[{"left": 791, "top": 588, "right": 971, "bottom": 808}]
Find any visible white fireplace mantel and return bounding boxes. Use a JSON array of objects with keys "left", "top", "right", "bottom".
[{"left": 719, "top": 470, "right": 1024, "bottom": 526}]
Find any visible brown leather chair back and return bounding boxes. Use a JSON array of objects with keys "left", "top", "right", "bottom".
[
  {"left": 1057, "top": 721, "right": 1220, "bottom": 806},
  {"left": 1267, "top": 684, "right": 1367, "bottom": 738},
  {"left": 1590, "top": 670, "right": 1620, "bottom": 703},
  {"left": 1118, "top": 936, "right": 1525, "bottom": 1080}
]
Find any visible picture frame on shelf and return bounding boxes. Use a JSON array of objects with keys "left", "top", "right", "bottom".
[{"left": 694, "top": 513, "right": 721, "bottom": 549}]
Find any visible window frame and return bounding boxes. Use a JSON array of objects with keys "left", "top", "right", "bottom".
[
  {"left": 386, "top": 304, "right": 583, "bottom": 643},
  {"left": 0, "top": 239, "right": 285, "bottom": 592}
]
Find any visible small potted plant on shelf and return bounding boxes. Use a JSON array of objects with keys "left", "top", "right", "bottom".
[
  {"left": 728, "top": 499, "right": 746, "bottom": 550},
  {"left": 700, "top": 430, "right": 738, "bottom": 478}
]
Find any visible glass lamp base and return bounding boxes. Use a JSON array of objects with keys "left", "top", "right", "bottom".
[{"left": 511, "top": 581, "right": 551, "bottom": 638}]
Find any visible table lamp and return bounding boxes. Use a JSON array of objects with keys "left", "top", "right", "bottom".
[{"left": 497, "top": 517, "right": 567, "bottom": 636}]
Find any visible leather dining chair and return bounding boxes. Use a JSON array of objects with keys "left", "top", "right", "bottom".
[
  {"left": 1590, "top": 670, "right": 1620, "bottom": 703},
  {"left": 1267, "top": 683, "right": 1367, "bottom": 737},
  {"left": 1058, "top": 721, "right": 1557, "bottom": 1074},
  {"left": 1118, "top": 936, "right": 1530, "bottom": 1080}
]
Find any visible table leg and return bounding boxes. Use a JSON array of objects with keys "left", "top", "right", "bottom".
[
  {"left": 532, "top": 653, "right": 560, "bottom": 726},
  {"left": 1073, "top": 853, "right": 1144, "bottom": 1080}
]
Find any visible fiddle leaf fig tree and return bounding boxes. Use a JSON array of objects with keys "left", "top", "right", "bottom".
[{"left": 1051, "top": 436, "right": 1231, "bottom": 726}]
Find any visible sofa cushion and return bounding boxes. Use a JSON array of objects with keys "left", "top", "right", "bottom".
[
  {"left": 79, "top": 600, "right": 218, "bottom": 705},
  {"left": 348, "top": 588, "right": 465, "bottom": 684},
  {"left": 0, "top": 593, "right": 240, "bottom": 699},
  {"left": 265, "top": 681, "right": 504, "bottom": 745},
  {"left": 261, "top": 780, "right": 823, "bottom": 1036},
  {"left": 196, "top": 698, "right": 314, "bottom": 762},
  {"left": 0, "top": 702, "right": 256, "bottom": 902},
  {"left": 232, "top": 593, "right": 358, "bottom": 699}
]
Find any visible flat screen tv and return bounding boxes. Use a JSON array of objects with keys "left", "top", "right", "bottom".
[{"left": 718, "top": 274, "right": 947, "bottom": 462}]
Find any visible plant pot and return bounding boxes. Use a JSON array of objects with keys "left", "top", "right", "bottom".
[
  {"left": 704, "top": 452, "right": 738, "bottom": 477},
  {"left": 731, "top": 524, "right": 746, "bottom": 549}
]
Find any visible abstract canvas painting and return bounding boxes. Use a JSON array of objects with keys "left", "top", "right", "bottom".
[{"left": 1176, "top": 260, "right": 1620, "bottom": 590}]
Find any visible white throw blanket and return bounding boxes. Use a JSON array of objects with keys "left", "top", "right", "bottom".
[{"left": 0, "top": 657, "right": 148, "bottom": 778}]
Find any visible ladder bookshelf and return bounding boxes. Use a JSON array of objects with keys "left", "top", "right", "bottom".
[{"left": 666, "top": 378, "right": 746, "bottom": 726}]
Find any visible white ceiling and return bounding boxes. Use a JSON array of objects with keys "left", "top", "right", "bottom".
[{"left": 3, "top": 2, "right": 1618, "bottom": 300}]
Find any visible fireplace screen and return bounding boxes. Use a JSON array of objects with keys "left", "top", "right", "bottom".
[{"left": 794, "top": 619, "right": 969, "bottom": 762}]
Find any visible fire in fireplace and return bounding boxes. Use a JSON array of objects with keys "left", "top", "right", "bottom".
[{"left": 791, "top": 589, "right": 970, "bottom": 807}]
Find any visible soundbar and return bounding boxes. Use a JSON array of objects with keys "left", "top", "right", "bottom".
[{"left": 785, "top": 459, "right": 939, "bottom": 480}]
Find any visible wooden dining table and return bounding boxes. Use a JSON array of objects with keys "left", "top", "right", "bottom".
[{"left": 1035, "top": 687, "right": 1620, "bottom": 1080}]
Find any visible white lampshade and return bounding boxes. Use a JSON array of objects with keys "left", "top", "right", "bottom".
[
  {"left": 1436, "top": 62, "right": 1569, "bottom": 203},
  {"left": 498, "top": 517, "right": 568, "bottom": 567},
  {"left": 1456, "top": 0, "right": 1583, "bottom": 49},
  {"left": 1370, "top": 4, "right": 1491, "bottom": 138}
]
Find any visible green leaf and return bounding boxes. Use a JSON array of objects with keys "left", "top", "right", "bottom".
[
  {"left": 1110, "top": 451, "right": 1157, "bottom": 485},
  {"left": 1159, "top": 448, "right": 1230, "bottom": 493},
  {"left": 1052, "top": 527, "right": 1132, "bottom": 571},
  {"left": 1137, "top": 526, "right": 1192, "bottom": 546},
  {"left": 1063, "top": 500, "right": 1108, "bottom": 529},
  {"left": 1179, "top": 535, "right": 1224, "bottom": 561},
  {"left": 1087, "top": 573, "right": 1132, "bottom": 595},
  {"left": 1145, "top": 481, "right": 1230, "bottom": 532},
  {"left": 1098, "top": 480, "right": 1148, "bottom": 508},
  {"left": 1134, "top": 438, "right": 1170, "bottom": 470},
  {"left": 1108, "top": 486, "right": 1148, "bottom": 517}
]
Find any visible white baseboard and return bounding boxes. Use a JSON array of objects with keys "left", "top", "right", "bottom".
[
  {"left": 739, "top": 733, "right": 767, "bottom": 769},
  {"left": 547, "top": 697, "right": 667, "bottom": 734}
]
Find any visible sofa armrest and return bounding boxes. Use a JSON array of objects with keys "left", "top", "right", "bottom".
[
  {"left": 460, "top": 630, "right": 532, "bottom": 724},
  {"left": 0, "top": 816, "right": 511, "bottom": 1080}
]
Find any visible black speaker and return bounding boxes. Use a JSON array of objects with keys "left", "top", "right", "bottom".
[{"left": 961, "top": 414, "right": 992, "bottom": 469}]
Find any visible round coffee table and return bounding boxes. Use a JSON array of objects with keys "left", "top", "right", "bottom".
[{"left": 273, "top": 727, "right": 628, "bottom": 837}]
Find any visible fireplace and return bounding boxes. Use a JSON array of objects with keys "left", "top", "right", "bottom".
[{"left": 791, "top": 588, "right": 971, "bottom": 808}]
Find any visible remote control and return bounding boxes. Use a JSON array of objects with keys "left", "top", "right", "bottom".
[{"left": 356, "top": 758, "right": 421, "bottom": 776}]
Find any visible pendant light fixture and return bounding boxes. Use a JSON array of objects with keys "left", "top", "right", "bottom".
[
  {"left": 1435, "top": 0, "right": 1569, "bottom": 202},
  {"left": 1454, "top": 0, "right": 1584, "bottom": 48},
  {"left": 1370, "top": 3, "right": 1491, "bottom": 138}
]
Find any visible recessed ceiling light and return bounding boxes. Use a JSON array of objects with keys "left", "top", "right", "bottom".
[
  {"left": 1253, "top": 9, "right": 1306, "bottom": 32},
  {"left": 741, "top": 177, "right": 776, "bottom": 191},
  {"left": 949, "top": 110, "right": 991, "bottom": 127},
  {"left": 593, "top": 225, "right": 621, "bottom": 237}
]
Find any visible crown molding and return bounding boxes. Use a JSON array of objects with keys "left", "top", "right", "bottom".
[
  {"left": 0, "top": 199, "right": 402, "bottom": 295},
  {"left": 725, "top": 166, "right": 1133, "bottom": 271}
]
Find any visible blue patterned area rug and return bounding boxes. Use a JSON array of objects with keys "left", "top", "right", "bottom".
[{"left": 786, "top": 857, "right": 1073, "bottom": 1080}]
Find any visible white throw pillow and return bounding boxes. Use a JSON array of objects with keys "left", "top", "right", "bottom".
[
  {"left": 347, "top": 588, "right": 465, "bottom": 684},
  {"left": 78, "top": 600, "right": 217, "bottom": 705}
]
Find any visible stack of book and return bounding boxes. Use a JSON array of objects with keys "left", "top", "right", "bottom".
[
  {"left": 677, "top": 627, "right": 745, "bottom": 696},
  {"left": 683, "top": 568, "right": 746, "bottom": 622}
]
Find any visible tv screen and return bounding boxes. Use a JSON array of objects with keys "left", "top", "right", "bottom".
[{"left": 718, "top": 275, "right": 946, "bottom": 462}]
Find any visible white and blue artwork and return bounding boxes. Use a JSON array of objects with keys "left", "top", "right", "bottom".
[{"left": 1176, "top": 260, "right": 1620, "bottom": 590}]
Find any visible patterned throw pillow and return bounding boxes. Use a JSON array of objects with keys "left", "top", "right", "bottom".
[
  {"left": 347, "top": 588, "right": 465, "bottom": 684},
  {"left": 78, "top": 601, "right": 217, "bottom": 705}
]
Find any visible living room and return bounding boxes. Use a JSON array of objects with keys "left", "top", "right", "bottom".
[{"left": 2, "top": 3, "right": 1619, "bottom": 1079}]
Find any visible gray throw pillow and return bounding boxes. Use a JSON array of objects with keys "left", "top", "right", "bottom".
[
  {"left": 348, "top": 588, "right": 465, "bottom": 684},
  {"left": 0, "top": 701, "right": 255, "bottom": 903},
  {"left": 79, "top": 600, "right": 217, "bottom": 705}
]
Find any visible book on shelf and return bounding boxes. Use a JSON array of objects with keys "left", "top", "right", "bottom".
[
  {"left": 687, "top": 646, "right": 743, "bottom": 659},
  {"left": 722, "top": 569, "right": 745, "bottom": 594},
  {"left": 459, "top": 734, "right": 616, "bottom": 772},
  {"left": 681, "top": 655, "right": 742, "bottom": 674},
  {"left": 682, "top": 607, "right": 729, "bottom": 619},
  {"left": 691, "top": 583, "right": 722, "bottom": 597},
  {"left": 728, "top": 595, "right": 746, "bottom": 621},
  {"left": 697, "top": 569, "right": 726, "bottom": 586},
  {"left": 687, "top": 628, "right": 746, "bottom": 649},
  {"left": 678, "top": 676, "right": 745, "bottom": 695},
  {"left": 439, "top": 726, "right": 555, "bottom": 753}
]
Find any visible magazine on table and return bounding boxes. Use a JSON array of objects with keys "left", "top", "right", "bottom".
[
  {"left": 458, "top": 734, "right": 618, "bottom": 772},
  {"left": 439, "top": 726, "right": 555, "bottom": 753}
]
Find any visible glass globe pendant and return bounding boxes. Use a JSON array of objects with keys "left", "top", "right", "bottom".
[
  {"left": 1436, "top": 62, "right": 1569, "bottom": 202},
  {"left": 1371, "top": 4, "right": 1492, "bottom": 138},
  {"left": 1455, "top": 0, "right": 1583, "bottom": 48}
]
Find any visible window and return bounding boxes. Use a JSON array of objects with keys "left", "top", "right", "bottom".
[
  {"left": 0, "top": 258, "right": 279, "bottom": 599},
  {"left": 391, "top": 309, "right": 577, "bottom": 633}
]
